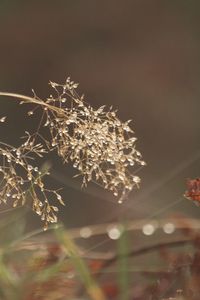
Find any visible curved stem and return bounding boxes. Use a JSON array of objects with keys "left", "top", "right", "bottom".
[
  {"left": 100, "top": 238, "right": 193, "bottom": 272},
  {"left": 0, "top": 92, "right": 61, "bottom": 114}
]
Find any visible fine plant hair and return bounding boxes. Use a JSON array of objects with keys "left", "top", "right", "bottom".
[{"left": 0, "top": 78, "right": 145, "bottom": 229}]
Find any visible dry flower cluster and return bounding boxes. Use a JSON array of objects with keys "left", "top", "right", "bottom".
[
  {"left": 0, "top": 78, "right": 145, "bottom": 228},
  {"left": 0, "top": 132, "right": 63, "bottom": 230}
]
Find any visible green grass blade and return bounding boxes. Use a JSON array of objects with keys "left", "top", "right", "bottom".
[
  {"left": 55, "top": 227, "right": 106, "bottom": 300},
  {"left": 117, "top": 225, "right": 130, "bottom": 300}
]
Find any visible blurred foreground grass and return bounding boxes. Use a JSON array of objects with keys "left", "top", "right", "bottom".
[{"left": 0, "top": 208, "right": 199, "bottom": 300}]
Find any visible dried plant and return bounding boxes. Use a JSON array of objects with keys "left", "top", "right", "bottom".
[
  {"left": 184, "top": 178, "right": 200, "bottom": 204},
  {"left": 0, "top": 132, "right": 63, "bottom": 230},
  {"left": 0, "top": 78, "right": 145, "bottom": 228}
]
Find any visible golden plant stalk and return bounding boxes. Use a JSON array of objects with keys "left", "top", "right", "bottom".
[{"left": 0, "top": 77, "right": 145, "bottom": 229}]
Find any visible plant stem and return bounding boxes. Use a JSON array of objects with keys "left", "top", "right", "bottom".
[
  {"left": 117, "top": 226, "right": 129, "bottom": 300},
  {"left": 100, "top": 238, "right": 193, "bottom": 271},
  {"left": 0, "top": 92, "right": 61, "bottom": 114},
  {"left": 55, "top": 227, "right": 106, "bottom": 300}
]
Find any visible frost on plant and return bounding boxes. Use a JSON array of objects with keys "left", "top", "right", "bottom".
[{"left": 0, "top": 77, "right": 145, "bottom": 229}]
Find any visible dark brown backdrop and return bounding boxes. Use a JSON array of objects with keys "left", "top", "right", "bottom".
[{"left": 0, "top": 1, "right": 199, "bottom": 231}]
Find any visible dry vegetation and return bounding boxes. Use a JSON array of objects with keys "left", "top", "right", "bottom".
[
  {"left": 0, "top": 78, "right": 145, "bottom": 229},
  {"left": 0, "top": 78, "right": 199, "bottom": 300}
]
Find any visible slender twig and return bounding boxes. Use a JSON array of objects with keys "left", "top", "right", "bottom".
[
  {"left": 0, "top": 92, "right": 62, "bottom": 114},
  {"left": 99, "top": 238, "right": 194, "bottom": 271}
]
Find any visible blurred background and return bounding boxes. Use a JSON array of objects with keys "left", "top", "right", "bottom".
[{"left": 0, "top": 0, "right": 199, "bottom": 237}]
